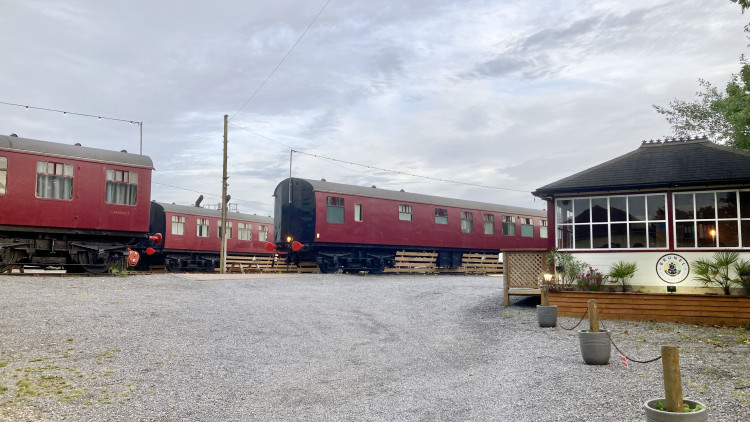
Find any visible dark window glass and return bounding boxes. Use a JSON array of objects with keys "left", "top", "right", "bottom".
[
  {"left": 674, "top": 193, "right": 694, "bottom": 220},
  {"left": 718, "top": 220, "right": 739, "bottom": 247},
  {"left": 610, "top": 223, "right": 627, "bottom": 248},
  {"left": 716, "top": 191, "right": 738, "bottom": 219},
  {"left": 609, "top": 197, "right": 627, "bottom": 222},
  {"left": 629, "top": 223, "right": 647, "bottom": 248},
  {"left": 592, "top": 224, "right": 608, "bottom": 248},
  {"left": 648, "top": 222, "right": 667, "bottom": 248},
  {"left": 647, "top": 195, "right": 666, "bottom": 221},
  {"left": 697, "top": 221, "right": 717, "bottom": 247},
  {"left": 591, "top": 198, "right": 608, "bottom": 223},
  {"left": 628, "top": 196, "right": 646, "bottom": 222},
  {"left": 557, "top": 200, "right": 573, "bottom": 224},
  {"left": 743, "top": 221, "right": 750, "bottom": 247},
  {"left": 675, "top": 221, "right": 695, "bottom": 247},
  {"left": 557, "top": 225, "right": 573, "bottom": 249},
  {"left": 574, "top": 198, "right": 590, "bottom": 223},
  {"left": 574, "top": 225, "right": 590, "bottom": 249},
  {"left": 695, "top": 192, "right": 715, "bottom": 220},
  {"left": 741, "top": 192, "right": 750, "bottom": 219}
]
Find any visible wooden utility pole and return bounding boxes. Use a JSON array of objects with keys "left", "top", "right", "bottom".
[
  {"left": 588, "top": 299, "right": 599, "bottom": 332},
  {"left": 662, "top": 346, "right": 684, "bottom": 412},
  {"left": 219, "top": 115, "right": 229, "bottom": 274}
]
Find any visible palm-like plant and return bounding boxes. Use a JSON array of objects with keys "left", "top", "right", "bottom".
[
  {"left": 607, "top": 261, "right": 638, "bottom": 292},
  {"left": 691, "top": 251, "right": 741, "bottom": 295}
]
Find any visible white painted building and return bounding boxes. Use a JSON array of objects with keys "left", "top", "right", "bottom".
[{"left": 532, "top": 137, "right": 750, "bottom": 294}]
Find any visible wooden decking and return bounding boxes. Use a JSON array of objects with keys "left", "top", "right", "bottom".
[
  {"left": 550, "top": 291, "right": 750, "bottom": 327},
  {"left": 383, "top": 251, "right": 503, "bottom": 274},
  {"left": 219, "top": 255, "right": 320, "bottom": 274}
]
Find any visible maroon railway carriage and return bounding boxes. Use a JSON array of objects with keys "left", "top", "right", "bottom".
[
  {"left": 273, "top": 178, "right": 548, "bottom": 273},
  {"left": 0, "top": 134, "right": 155, "bottom": 272},
  {"left": 139, "top": 201, "right": 275, "bottom": 272}
]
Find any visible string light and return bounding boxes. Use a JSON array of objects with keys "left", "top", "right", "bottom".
[{"left": 0, "top": 100, "right": 141, "bottom": 126}]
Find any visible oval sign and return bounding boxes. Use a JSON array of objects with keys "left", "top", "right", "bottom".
[{"left": 656, "top": 254, "right": 690, "bottom": 284}]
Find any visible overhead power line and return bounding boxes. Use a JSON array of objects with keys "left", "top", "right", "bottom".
[
  {"left": 152, "top": 181, "right": 273, "bottom": 208},
  {"left": 229, "top": 123, "right": 532, "bottom": 193},
  {"left": 0, "top": 100, "right": 141, "bottom": 125},
  {"left": 229, "top": 0, "right": 334, "bottom": 121}
]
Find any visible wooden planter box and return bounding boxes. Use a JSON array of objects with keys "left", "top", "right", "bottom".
[{"left": 549, "top": 291, "right": 750, "bottom": 327}]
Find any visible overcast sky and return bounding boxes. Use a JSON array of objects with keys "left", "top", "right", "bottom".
[{"left": 1, "top": 0, "right": 747, "bottom": 216}]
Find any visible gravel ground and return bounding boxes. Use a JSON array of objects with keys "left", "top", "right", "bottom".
[{"left": 0, "top": 273, "right": 748, "bottom": 421}]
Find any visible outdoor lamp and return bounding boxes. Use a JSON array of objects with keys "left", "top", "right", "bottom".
[{"left": 543, "top": 272, "right": 553, "bottom": 282}]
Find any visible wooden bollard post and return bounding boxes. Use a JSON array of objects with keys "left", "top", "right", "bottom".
[
  {"left": 588, "top": 299, "right": 599, "bottom": 332},
  {"left": 661, "top": 346, "right": 684, "bottom": 413},
  {"left": 541, "top": 284, "right": 549, "bottom": 306}
]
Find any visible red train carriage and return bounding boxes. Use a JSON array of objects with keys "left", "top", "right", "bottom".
[
  {"left": 0, "top": 134, "right": 155, "bottom": 272},
  {"left": 140, "top": 201, "right": 274, "bottom": 272},
  {"left": 272, "top": 178, "right": 548, "bottom": 273}
]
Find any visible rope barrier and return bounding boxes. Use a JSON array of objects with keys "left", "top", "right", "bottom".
[
  {"left": 600, "top": 319, "right": 662, "bottom": 364},
  {"left": 556, "top": 307, "right": 588, "bottom": 331}
]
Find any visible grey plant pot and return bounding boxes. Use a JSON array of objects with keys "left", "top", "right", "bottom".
[
  {"left": 536, "top": 305, "right": 557, "bottom": 327},
  {"left": 578, "top": 330, "right": 611, "bottom": 365},
  {"left": 643, "top": 399, "right": 707, "bottom": 422}
]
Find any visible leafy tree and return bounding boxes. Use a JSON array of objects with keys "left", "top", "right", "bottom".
[
  {"left": 653, "top": 61, "right": 750, "bottom": 151},
  {"left": 653, "top": 1, "right": 750, "bottom": 151}
]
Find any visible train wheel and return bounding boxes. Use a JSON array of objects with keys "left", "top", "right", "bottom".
[
  {"left": 75, "top": 251, "right": 118, "bottom": 274},
  {"left": 368, "top": 260, "right": 384, "bottom": 274},
  {"left": 0, "top": 249, "right": 21, "bottom": 273},
  {"left": 317, "top": 258, "right": 338, "bottom": 274},
  {"left": 166, "top": 258, "right": 181, "bottom": 272}
]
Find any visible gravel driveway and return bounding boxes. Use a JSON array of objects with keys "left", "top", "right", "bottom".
[{"left": 0, "top": 273, "right": 748, "bottom": 421}]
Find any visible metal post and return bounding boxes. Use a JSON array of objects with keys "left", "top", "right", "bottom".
[
  {"left": 220, "top": 115, "right": 229, "bottom": 274},
  {"left": 289, "top": 149, "right": 293, "bottom": 204},
  {"left": 139, "top": 121, "right": 143, "bottom": 155}
]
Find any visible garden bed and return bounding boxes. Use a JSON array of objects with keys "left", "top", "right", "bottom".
[{"left": 549, "top": 290, "right": 750, "bottom": 327}]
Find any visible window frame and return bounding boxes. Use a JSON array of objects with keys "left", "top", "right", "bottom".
[
  {"left": 483, "top": 213, "right": 495, "bottom": 235},
  {"left": 238, "top": 222, "right": 252, "bottom": 241},
  {"left": 398, "top": 204, "right": 414, "bottom": 221},
  {"left": 196, "top": 218, "right": 210, "bottom": 237},
  {"left": 326, "top": 196, "right": 345, "bottom": 224},
  {"left": 35, "top": 160, "right": 74, "bottom": 201},
  {"left": 555, "top": 194, "right": 668, "bottom": 250},
  {"left": 539, "top": 219, "right": 548, "bottom": 239},
  {"left": 434, "top": 208, "right": 448, "bottom": 225},
  {"left": 0, "top": 156, "right": 6, "bottom": 196},
  {"left": 217, "top": 220, "right": 233, "bottom": 239},
  {"left": 105, "top": 168, "right": 138, "bottom": 206},
  {"left": 520, "top": 217, "right": 534, "bottom": 238},
  {"left": 460, "top": 211, "right": 473, "bottom": 233},
  {"left": 502, "top": 216, "right": 516, "bottom": 236},
  {"left": 259, "top": 225, "right": 269, "bottom": 242},
  {"left": 354, "top": 203, "right": 363, "bottom": 222},
  {"left": 673, "top": 189, "right": 750, "bottom": 249},
  {"left": 171, "top": 215, "right": 185, "bottom": 235}
]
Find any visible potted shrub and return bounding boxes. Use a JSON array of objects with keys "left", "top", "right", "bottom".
[
  {"left": 545, "top": 249, "right": 587, "bottom": 291},
  {"left": 643, "top": 399, "right": 707, "bottom": 421},
  {"left": 607, "top": 260, "right": 637, "bottom": 293}
]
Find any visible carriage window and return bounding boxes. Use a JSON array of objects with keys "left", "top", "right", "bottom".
[
  {"left": 197, "top": 218, "right": 209, "bottom": 237},
  {"left": 105, "top": 169, "right": 138, "bottom": 205},
  {"left": 171, "top": 215, "right": 185, "bottom": 235},
  {"left": 238, "top": 223, "right": 252, "bottom": 240},
  {"left": 461, "top": 212, "right": 473, "bottom": 233},
  {"left": 36, "top": 161, "right": 73, "bottom": 200},
  {"left": 502, "top": 216, "right": 516, "bottom": 236},
  {"left": 540, "top": 220, "right": 548, "bottom": 238},
  {"left": 218, "top": 221, "right": 233, "bottom": 239},
  {"left": 435, "top": 208, "right": 448, "bottom": 224},
  {"left": 354, "top": 204, "right": 363, "bottom": 222},
  {"left": 0, "top": 156, "right": 6, "bottom": 195},
  {"left": 259, "top": 225, "right": 269, "bottom": 242},
  {"left": 326, "top": 196, "right": 344, "bottom": 224},
  {"left": 521, "top": 217, "right": 534, "bottom": 237},
  {"left": 399, "top": 204, "right": 413, "bottom": 221},
  {"left": 483, "top": 214, "right": 494, "bottom": 235}
]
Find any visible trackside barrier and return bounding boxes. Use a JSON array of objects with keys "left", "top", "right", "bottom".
[{"left": 555, "top": 299, "right": 662, "bottom": 365}]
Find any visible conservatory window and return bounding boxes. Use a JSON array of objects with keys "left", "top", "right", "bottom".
[
  {"left": 674, "top": 190, "right": 750, "bottom": 248},
  {"left": 555, "top": 194, "right": 667, "bottom": 250}
]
